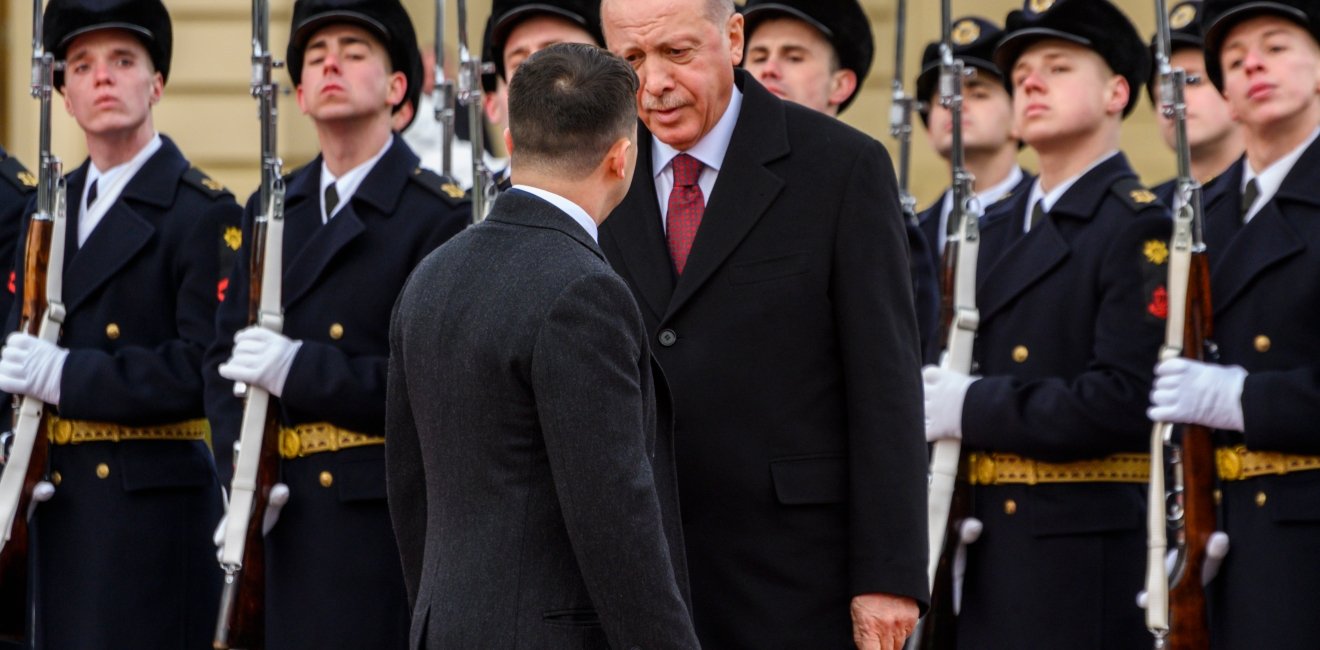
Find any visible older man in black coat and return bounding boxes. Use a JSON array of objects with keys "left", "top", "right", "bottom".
[
  {"left": 387, "top": 44, "right": 699, "bottom": 649},
  {"left": 599, "top": 0, "right": 929, "bottom": 648}
]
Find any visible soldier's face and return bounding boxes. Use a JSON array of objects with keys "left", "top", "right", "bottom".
[
  {"left": 743, "top": 17, "right": 854, "bottom": 116},
  {"left": 1010, "top": 40, "right": 1128, "bottom": 150},
  {"left": 926, "top": 75, "right": 1018, "bottom": 159},
  {"left": 296, "top": 24, "right": 406, "bottom": 125},
  {"left": 1219, "top": 16, "right": 1320, "bottom": 131},
  {"left": 603, "top": 0, "right": 743, "bottom": 151},
  {"left": 1155, "top": 48, "right": 1239, "bottom": 154},
  {"left": 502, "top": 15, "right": 597, "bottom": 80},
  {"left": 61, "top": 30, "right": 162, "bottom": 139}
]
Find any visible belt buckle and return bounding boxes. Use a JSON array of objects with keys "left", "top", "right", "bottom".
[
  {"left": 279, "top": 428, "right": 301, "bottom": 458},
  {"left": 1217, "top": 446, "right": 1244, "bottom": 481},
  {"left": 973, "top": 454, "right": 997, "bottom": 485}
]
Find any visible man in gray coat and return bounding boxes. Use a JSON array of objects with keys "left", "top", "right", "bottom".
[{"left": 385, "top": 43, "right": 700, "bottom": 649}]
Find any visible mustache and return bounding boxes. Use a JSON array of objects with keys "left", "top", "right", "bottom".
[{"left": 642, "top": 94, "right": 687, "bottom": 112}]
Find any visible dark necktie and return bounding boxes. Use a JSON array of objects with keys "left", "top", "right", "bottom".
[
  {"left": 666, "top": 154, "right": 705, "bottom": 275},
  {"left": 1241, "top": 178, "right": 1260, "bottom": 222},
  {"left": 324, "top": 183, "right": 340, "bottom": 220},
  {"left": 87, "top": 178, "right": 99, "bottom": 207},
  {"left": 1029, "top": 199, "right": 1046, "bottom": 231}
]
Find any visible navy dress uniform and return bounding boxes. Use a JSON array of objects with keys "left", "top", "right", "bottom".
[
  {"left": 0, "top": 148, "right": 35, "bottom": 328},
  {"left": 913, "top": 16, "right": 1034, "bottom": 363},
  {"left": 1183, "top": 2, "right": 1320, "bottom": 647},
  {"left": 944, "top": 1, "right": 1173, "bottom": 648},
  {"left": 204, "top": 4, "right": 469, "bottom": 647},
  {"left": 0, "top": 1, "right": 241, "bottom": 647}
]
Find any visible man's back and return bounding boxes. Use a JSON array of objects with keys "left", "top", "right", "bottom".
[{"left": 387, "top": 189, "right": 697, "bottom": 649}]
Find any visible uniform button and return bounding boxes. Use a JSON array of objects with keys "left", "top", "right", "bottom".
[
  {"left": 1003, "top": 499, "right": 1017, "bottom": 515},
  {"left": 1213, "top": 489, "right": 1223, "bottom": 506},
  {"left": 329, "top": 323, "right": 344, "bottom": 340},
  {"left": 50, "top": 471, "right": 62, "bottom": 486},
  {"left": 319, "top": 471, "right": 334, "bottom": 488},
  {"left": 1255, "top": 491, "right": 1267, "bottom": 507},
  {"left": 95, "top": 463, "right": 110, "bottom": 479},
  {"left": 1011, "top": 346, "right": 1029, "bottom": 363},
  {"left": 105, "top": 323, "right": 120, "bottom": 340},
  {"left": 1254, "top": 335, "right": 1271, "bottom": 353},
  {"left": 658, "top": 329, "right": 677, "bottom": 347}
]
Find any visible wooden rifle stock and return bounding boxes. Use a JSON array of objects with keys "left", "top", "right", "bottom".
[
  {"left": 1166, "top": 252, "right": 1214, "bottom": 650},
  {"left": 0, "top": 218, "right": 54, "bottom": 641}
]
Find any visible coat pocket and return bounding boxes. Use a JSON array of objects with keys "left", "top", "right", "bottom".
[
  {"left": 1267, "top": 472, "right": 1320, "bottom": 523},
  {"left": 1028, "top": 483, "right": 1143, "bottom": 537},
  {"left": 729, "top": 252, "right": 809, "bottom": 285},
  {"left": 770, "top": 454, "right": 847, "bottom": 505},
  {"left": 119, "top": 440, "right": 216, "bottom": 492},
  {"left": 542, "top": 608, "right": 601, "bottom": 627},
  {"left": 335, "top": 455, "right": 387, "bottom": 502}
]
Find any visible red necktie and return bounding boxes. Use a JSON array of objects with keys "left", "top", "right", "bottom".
[{"left": 666, "top": 154, "right": 705, "bottom": 275}]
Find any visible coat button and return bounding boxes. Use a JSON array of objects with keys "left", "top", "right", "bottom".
[
  {"left": 105, "top": 323, "right": 120, "bottom": 340},
  {"left": 658, "top": 329, "right": 677, "bottom": 347},
  {"left": 1004, "top": 499, "right": 1017, "bottom": 515},
  {"left": 329, "top": 323, "right": 344, "bottom": 340},
  {"left": 50, "top": 470, "right": 62, "bottom": 486},
  {"left": 95, "top": 463, "right": 110, "bottom": 479},
  {"left": 1255, "top": 491, "right": 1267, "bottom": 507},
  {"left": 1254, "top": 335, "right": 1271, "bottom": 353},
  {"left": 1011, "top": 346, "right": 1029, "bottom": 363},
  {"left": 319, "top": 471, "right": 334, "bottom": 488}
]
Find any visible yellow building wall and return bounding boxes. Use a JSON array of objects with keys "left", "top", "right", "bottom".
[{"left": 4, "top": 0, "right": 1176, "bottom": 205}]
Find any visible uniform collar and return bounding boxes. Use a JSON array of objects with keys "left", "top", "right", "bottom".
[
  {"left": 1241, "top": 126, "right": 1320, "bottom": 223},
  {"left": 511, "top": 184, "right": 597, "bottom": 243}
]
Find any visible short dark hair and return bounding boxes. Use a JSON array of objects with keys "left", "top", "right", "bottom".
[{"left": 507, "top": 42, "right": 639, "bottom": 178}]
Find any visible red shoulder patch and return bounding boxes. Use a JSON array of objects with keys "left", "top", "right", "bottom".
[
  {"left": 217, "top": 278, "right": 229, "bottom": 303},
  {"left": 1147, "top": 285, "right": 1168, "bottom": 320}
]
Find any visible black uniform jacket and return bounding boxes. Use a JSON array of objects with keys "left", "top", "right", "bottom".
[
  {"left": 1199, "top": 146, "right": 1320, "bottom": 650},
  {"left": 204, "top": 135, "right": 468, "bottom": 650},
  {"left": 599, "top": 70, "right": 930, "bottom": 649},
  {"left": 0, "top": 147, "right": 34, "bottom": 328},
  {"left": 954, "top": 153, "right": 1170, "bottom": 650},
  {"left": 6, "top": 135, "right": 240, "bottom": 650},
  {"left": 917, "top": 170, "right": 1034, "bottom": 363}
]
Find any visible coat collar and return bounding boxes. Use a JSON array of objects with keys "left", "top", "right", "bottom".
[
  {"left": 486, "top": 189, "right": 605, "bottom": 261},
  {"left": 283, "top": 134, "right": 417, "bottom": 219}
]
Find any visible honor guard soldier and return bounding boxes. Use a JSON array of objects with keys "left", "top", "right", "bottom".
[
  {"left": 741, "top": 0, "right": 941, "bottom": 361},
  {"left": 0, "top": 147, "right": 35, "bottom": 339},
  {"left": 204, "top": 0, "right": 469, "bottom": 647},
  {"left": 0, "top": 0, "right": 241, "bottom": 646},
  {"left": 921, "top": 0, "right": 1172, "bottom": 647},
  {"left": 1147, "top": 1, "right": 1320, "bottom": 647},
  {"left": 1148, "top": 0, "right": 1243, "bottom": 207},
  {"left": 913, "top": 16, "right": 1034, "bottom": 362}
]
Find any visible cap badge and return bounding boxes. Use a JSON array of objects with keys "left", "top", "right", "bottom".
[
  {"left": 1029, "top": 0, "right": 1055, "bottom": 14},
  {"left": 1170, "top": 4, "right": 1196, "bottom": 30},
  {"left": 953, "top": 20, "right": 981, "bottom": 46}
]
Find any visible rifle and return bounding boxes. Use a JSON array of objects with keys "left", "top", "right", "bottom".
[
  {"left": 889, "top": 0, "right": 920, "bottom": 227},
  {"left": 0, "top": 0, "right": 69, "bottom": 641},
  {"left": 213, "top": 1, "right": 286, "bottom": 647},
  {"left": 908, "top": 2, "right": 982, "bottom": 648},
  {"left": 1144, "top": 1, "right": 1214, "bottom": 647},
  {"left": 456, "top": 0, "right": 497, "bottom": 222},
  {"left": 433, "top": 0, "right": 455, "bottom": 178}
]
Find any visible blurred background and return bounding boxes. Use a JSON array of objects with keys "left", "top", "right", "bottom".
[{"left": 1, "top": 0, "right": 1172, "bottom": 208}]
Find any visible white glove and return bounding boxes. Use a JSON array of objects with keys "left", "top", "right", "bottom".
[
  {"left": 213, "top": 483, "right": 291, "bottom": 561},
  {"left": 26, "top": 480, "right": 55, "bottom": 520},
  {"left": 218, "top": 327, "right": 302, "bottom": 398},
  {"left": 0, "top": 332, "right": 69, "bottom": 405},
  {"left": 1148, "top": 359, "right": 1247, "bottom": 431},
  {"left": 923, "top": 365, "right": 977, "bottom": 442}
]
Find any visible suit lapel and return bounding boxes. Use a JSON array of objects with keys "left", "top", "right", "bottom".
[
  {"left": 283, "top": 136, "right": 414, "bottom": 309},
  {"left": 606, "top": 134, "right": 677, "bottom": 320},
  {"left": 974, "top": 153, "right": 1134, "bottom": 323},
  {"left": 665, "top": 72, "right": 789, "bottom": 320},
  {"left": 63, "top": 141, "right": 186, "bottom": 313}
]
